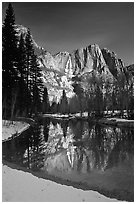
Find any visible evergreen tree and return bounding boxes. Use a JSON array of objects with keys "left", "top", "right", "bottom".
[
  {"left": 42, "top": 87, "right": 50, "bottom": 113},
  {"left": 60, "top": 90, "right": 68, "bottom": 114},
  {"left": 51, "top": 101, "right": 58, "bottom": 113},
  {"left": 25, "top": 29, "right": 44, "bottom": 115},
  {"left": 2, "top": 3, "right": 19, "bottom": 118},
  {"left": 25, "top": 29, "right": 34, "bottom": 114},
  {"left": 16, "top": 33, "right": 27, "bottom": 115},
  {"left": 31, "top": 51, "right": 43, "bottom": 114},
  {"left": 17, "top": 33, "right": 27, "bottom": 79},
  {"left": 72, "top": 81, "right": 84, "bottom": 116}
]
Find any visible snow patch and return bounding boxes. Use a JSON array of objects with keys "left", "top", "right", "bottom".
[
  {"left": 2, "top": 120, "right": 30, "bottom": 141},
  {"left": 2, "top": 165, "right": 118, "bottom": 202}
]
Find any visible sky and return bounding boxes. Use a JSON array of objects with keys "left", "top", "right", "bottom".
[{"left": 2, "top": 2, "right": 134, "bottom": 65}]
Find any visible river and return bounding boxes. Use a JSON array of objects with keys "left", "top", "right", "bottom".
[{"left": 2, "top": 117, "right": 134, "bottom": 201}]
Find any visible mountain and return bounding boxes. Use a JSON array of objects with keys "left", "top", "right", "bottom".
[
  {"left": 38, "top": 44, "right": 108, "bottom": 102},
  {"left": 39, "top": 44, "right": 107, "bottom": 77},
  {"left": 16, "top": 25, "right": 133, "bottom": 103}
]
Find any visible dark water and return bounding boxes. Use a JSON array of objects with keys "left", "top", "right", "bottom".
[{"left": 2, "top": 118, "right": 134, "bottom": 201}]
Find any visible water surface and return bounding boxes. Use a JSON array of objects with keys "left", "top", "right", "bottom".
[{"left": 2, "top": 118, "right": 134, "bottom": 201}]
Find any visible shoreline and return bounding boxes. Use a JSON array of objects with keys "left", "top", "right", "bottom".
[
  {"left": 3, "top": 159, "right": 132, "bottom": 202},
  {"left": 2, "top": 161, "right": 118, "bottom": 202},
  {"left": 2, "top": 120, "right": 30, "bottom": 142},
  {"left": 97, "top": 117, "right": 134, "bottom": 128},
  {"left": 39, "top": 113, "right": 134, "bottom": 128}
]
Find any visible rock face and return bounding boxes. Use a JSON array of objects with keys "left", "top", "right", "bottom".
[
  {"left": 38, "top": 44, "right": 108, "bottom": 102},
  {"left": 101, "top": 48, "right": 124, "bottom": 78},
  {"left": 16, "top": 25, "right": 133, "bottom": 103},
  {"left": 39, "top": 44, "right": 106, "bottom": 77}
]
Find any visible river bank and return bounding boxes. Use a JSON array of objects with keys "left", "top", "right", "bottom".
[
  {"left": 40, "top": 113, "right": 134, "bottom": 128},
  {"left": 2, "top": 120, "right": 30, "bottom": 142},
  {"left": 97, "top": 117, "right": 134, "bottom": 128},
  {"left": 2, "top": 164, "right": 118, "bottom": 202}
]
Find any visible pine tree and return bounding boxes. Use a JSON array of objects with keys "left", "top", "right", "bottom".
[
  {"left": 16, "top": 34, "right": 27, "bottom": 115},
  {"left": 42, "top": 87, "right": 50, "bottom": 113},
  {"left": 72, "top": 81, "right": 84, "bottom": 116},
  {"left": 25, "top": 29, "right": 34, "bottom": 115},
  {"left": 60, "top": 90, "right": 68, "bottom": 114},
  {"left": 31, "top": 51, "right": 43, "bottom": 114},
  {"left": 25, "top": 29, "right": 34, "bottom": 88},
  {"left": 17, "top": 33, "right": 27, "bottom": 79},
  {"left": 25, "top": 29, "right": 44, "bottom": 115},
  {"left": 2, "top": 3, "right": 19, "bottom": 118},
  {"left": 2, "top": 3, "right": 18, "bottom": 87}
]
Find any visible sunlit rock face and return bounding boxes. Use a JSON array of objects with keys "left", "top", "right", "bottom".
[
  {"left": 39, "top": 44, "right": 106, "bottom": 77},
  {"left": 39, "top": 44, "right": 107, "bottom": 102},
  {"left": 40, "top": 65, "right": 75, "bottom": 103},
  {"left": 15, "top": 25, "right": 45, "bottom": 56},
  {"left": 16, "top": 25, "right": 133, "bottom": 103}
]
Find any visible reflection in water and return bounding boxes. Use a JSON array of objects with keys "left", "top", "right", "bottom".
[
  {"left": 2, "top": 118, "right": 134, "bottom": 200},
  {"left": 42, "top": 121, "right": 134, "bottom": 175},
  {"left": 3, "top": 119, "right": 133, "bottom": 173}
]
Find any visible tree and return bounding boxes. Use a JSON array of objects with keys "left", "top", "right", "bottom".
[
  {"left": 25, "top": 29, "right": 44, "bottom": 115},
  {"left": 42, "top": 87, "right": 50, "bottom": 113},
  {"left": 25, "top": 29, "right": 34, "bottom": 114},
  {"left": 50, "top": 101, "right": 58, "bottom": 113},
  {"left": 16, "top": 33, "right": 27, "bottom": 115},
  {"left": 59, "top": 90, "right": 69, "bottom": 114},
  {"left": 2, "top": 3, "right": 18, "bottom": 88},
  {"left": 17, "top": 33, "right": 27, "bottom": 79},
  {"left": 69, "top": 95, "right": 80, "bottom": 113},
  {"left": 31, "top": 51, "right": 44, "bottom": 114},
  {"left": 2, "top": 3, "right": 19, "bottom": 118},
  {"left": 2, "top": 3, "right": 45, "bottom": 118},
  {"left": 72, "top": 79, "right": 84, "bottom": 116}
]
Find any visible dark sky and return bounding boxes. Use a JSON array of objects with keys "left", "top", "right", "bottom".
[{"left": 2, "top": 2, "right": 134, "bottom": 65}]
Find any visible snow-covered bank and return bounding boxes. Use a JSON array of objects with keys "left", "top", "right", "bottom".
[
  {"left": 2, "top": 165, "right": 118, "bottom": 202},
  {"left": 98, "top": 117, "right": 134, "bottom": 128},
  {"left": 40, "top": 113, "right": 134, "bottom": 128},
  {"left": 2, "top": 120, "right": 30, "bottom": 142}
]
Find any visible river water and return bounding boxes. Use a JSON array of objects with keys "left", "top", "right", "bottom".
[{"left": 2, "top": 117, "right": 134, "bottom": 201}]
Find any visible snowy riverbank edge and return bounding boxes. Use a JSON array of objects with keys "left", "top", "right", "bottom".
[
  {"left": 2, "top": 119, "right": 119, "bottom": 202},
  {"left": 98, "top": 117, "right": 134, "bottom": 128},
  {"left": 41, "top": 113, "right": 134, "bottom": 128},
  {"left": 2, "top": 120, "right": 30, "bottom": 142},
  {"left": 2, "top": 163, "right": 118, "bottom": 202}
]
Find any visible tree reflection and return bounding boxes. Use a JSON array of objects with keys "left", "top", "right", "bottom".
[
  {"left": 3, "top": 119, "right": 134, "bottom": 175},
  {"left": 60, "top": 120, "right": 68, "bottom": 138},
  {"left": 105, "top": 128, "right": 134, "bottom": 170},
  {"left": 69, "top": 120, "right": 84, "bottom": 140},
  {"left": 68, "top": 122, "right": 134, "bottom": 173},
  {"left": 43, "top": 118, "right": 50, "bottom": 142},
  {"left": 2, "top": 123, "right": 50, "bottom": 171}
]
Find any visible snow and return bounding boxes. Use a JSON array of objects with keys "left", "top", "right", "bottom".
[
  {"left": 2, "top": 165, "right": 118, "bottom": 202},
  {"left": 107, "top": 118, "right": 134, "bottom": 123},
  {"left": 98, "top": 117, "right": 134, "bottom": 127},
  {"left": 2, "top": 120, "right": 30, "bottom": 141}
]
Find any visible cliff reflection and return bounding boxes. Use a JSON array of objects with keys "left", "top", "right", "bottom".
[
  {"left": 44, "top": 120, "right": 133, "bottom": 174},
  {"left": 3, "top": 119, "right": 134, "bottom": 175}
]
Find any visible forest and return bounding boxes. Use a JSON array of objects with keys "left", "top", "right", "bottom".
[{"left": 2, "top": 3, "right": 134, "bottom": 120}]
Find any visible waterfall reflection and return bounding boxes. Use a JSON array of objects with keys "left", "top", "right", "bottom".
[
  {"left": 44, "top": 120, "right": 134, "bottom": 174},
  {"left": 2, "top": 119, "right": 134, "bottom": 174}
]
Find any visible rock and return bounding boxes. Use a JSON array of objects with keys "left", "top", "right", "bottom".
[{"left": 15, "top": 24, "right": 133, "bottom": 104}]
